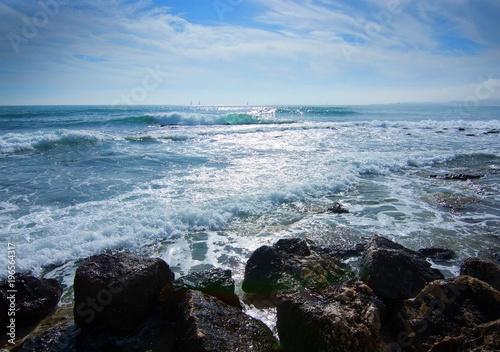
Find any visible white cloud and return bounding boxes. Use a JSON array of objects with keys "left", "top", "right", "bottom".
[{"left": 0, "top": 0, "right": 499, "bottom": 105}]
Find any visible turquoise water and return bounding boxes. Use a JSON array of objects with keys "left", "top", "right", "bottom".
[{"left": 1, "top": 104, "right": 499, "bottom": 288}]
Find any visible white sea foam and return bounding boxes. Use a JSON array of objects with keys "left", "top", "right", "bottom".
[
  {"left": 0, "top": 129, "right": 115, "bottom": 154},
  {"left": 1, "top": 105, "right": 499, "bottom": 283}
]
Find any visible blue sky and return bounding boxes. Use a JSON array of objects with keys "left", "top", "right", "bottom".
[{"left": 0, "top": 0, "right": 499, "bottom": 105}]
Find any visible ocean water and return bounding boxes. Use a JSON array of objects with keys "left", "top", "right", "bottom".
[{"left": 1, "top": 104, "right": 500, "bottom": 296}]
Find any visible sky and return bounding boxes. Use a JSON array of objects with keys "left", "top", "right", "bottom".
[{"left": 0, "top": 0, "right": 499, "bottom": 105}]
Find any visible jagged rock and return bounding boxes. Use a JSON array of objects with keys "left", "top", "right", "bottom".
[
  {"left": 276, "top": 281, "right": 388, "bottom": 352},
  {"left": 242, "top": 238, "right": 353, "bottom": 295},
  {"left": 327, "top": 202, "right": 349, "bottom": 214},
  {"left": 12, "top": 325, "right": 81, "bottom": 352},
  {"left": 312, "top": 242, "right": 366, "bottom": 259},
  {"left": 162, "top": 267, "right": 241, "bottom": 314},
  {"left": 175, "top": 290, "right": 278, "bottom": 352},
  {"left": 395, "top": 276, "right": 500, "bottom": 352},
  {"left": 460, "top": 257, "right": 500, "bottom": 291},
  {"left": 418, "top": 247, "right": 456, "bottom": 261},
  {"left": 484, "top": 129, "right": 500, "bottom": 135},
  {"left": 360, "top": 235, "right": 444, "bottom": 303},
  {"left": 423, "top": 319, "right": 500, "bottom": 352},
  {"left": 12, "top": 311, "right": 176, "bottom": 352},
  {"left": 0, "top": 273, "right": 62, "bottom": 332},
  {"left": 428, "top": 173, "right": 483, "bottom": 181},
  {"left": 73, "top": 252, "right": 174, "bottom": 336}
]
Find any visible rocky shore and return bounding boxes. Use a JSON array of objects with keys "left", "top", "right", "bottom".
[{"left": 2, "top": 235, "right": 500, "bottom": 351}]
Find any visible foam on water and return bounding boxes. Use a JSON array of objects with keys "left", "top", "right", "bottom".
[
  {"left": 0, "top": 129, "right": 115, "bottom": 154},
  {"left": 1, "top": 105, "right": 499, "bottom": 285}
]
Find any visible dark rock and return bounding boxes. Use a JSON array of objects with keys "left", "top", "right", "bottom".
[
  {"left": 276, "top": 281, "right": 388, "bottom": 352},
  {"left": 275, "top": 238, "right": 311, "bottom": 257},
  {"left": 360, "top": 235, "right": 444, "bottom": 303},
  {"left": 466, "top": 133, "right": 476, "bottom": 136},
  {"left": 428, "top": 173, "right": 483, "bottom": 181},
  {"left": 418, "top": 247, "right": 456, "bottom": 261},
  {"left": 396, "top": 276, "right": 500, "bottom": 352},
  {"left": 175, "top": 290, "right": 278, "bottom": 352},
  {"left": 13, "top": 309, "right": 176, "bottom": 352},
  {"left": 73, "top": 252, "right": 174, "bottom": 336},
  {"left": 241, "top": 245, "right": 283, "bottom": 294},
  {"left": 164, "top": 267, "right": 241, "bottom": 309},
  {"left": 12, "top": 325, "right": 81, "bottom": 352},
  {"left": 460, "top": 257, "right": 500, "bottom": 291},
  {"left": 425, "top": 318, "right": 500, "bottom": 352},
  {"left": 313, "top": 242, "right": 366, "bottom": 259},
  {"left": 484, "top": 129, "right": 500, "bottom": 135},
  {"left": 432, "top": 192, "right": 480, "bottom": 212},
  {"left": 327, "top": 202, "right": 349, "bottom": 214},
  {"left": 458, "top": 127, "right": 466, "bottom": 131},
  {"left": 1, "top": 273, "right": 62, "bottom": 331},
  {"left": 242, "top": 238, "right": 353, "bottom": 295}
]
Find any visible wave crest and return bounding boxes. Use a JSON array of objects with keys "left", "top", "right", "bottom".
[{"left": 0, "top": 130, "right": 112, "bottom": 154}]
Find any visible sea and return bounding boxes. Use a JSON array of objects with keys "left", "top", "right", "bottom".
[{"left": 1, "top": 104, "right": 499, "bottom": 302}]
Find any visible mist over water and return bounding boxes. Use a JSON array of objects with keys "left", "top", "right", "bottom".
[{"left": 1, "top": 104, "right": 499, "bottom": 291}]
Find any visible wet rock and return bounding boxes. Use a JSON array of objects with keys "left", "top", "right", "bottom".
[
  {"left": 360, "top": 235, "right": 444, "bottom": 303},
  {"left": 396, "top": 276, "right": 500, "bottom": 352},
  {"left": 276, "top": 281, "right": 388, "bottom": 352},
  {"left": 313, "top": 242, "right": 366, "bottom": 259},
  {"left": 73, "top": 252, "right": 174, "bottom": 336},
  {"left": 242, "top": 238, "right": 353, "bottom": 295},
  {"left": 275, "top": 237, "right": 311, "bottom": 257},
  {"left": 12, "top": 325, "right": 81, "bottom": 352},
  {"left": 418, "top": 247, "right": 456, "bottom": 261},
  {"left": 13, "top": 310, "right": 176, "bottom": 352},
  {"left": 0, "top": 273, "right": 62, "bottom": 331},
  {"left": 460, "top": 257, "right": 500, "bottom": 291},
  {"left": 428, "top": 192, "right": 481, "bottom": 214},
  {"left": 162, "top": 267, "right": 241, "bottom": 312},
  {"left": 484, "top": 129, "right": 500, "bottom": 135},
  {"left": 327, "top": 202, "right": 349, "bottom": 214},
  {"left": 428, "top": 173, "right": 483, "bottom": 181},
  {"left": 175, "top": 290, "right": 278, "bottom": 352}
]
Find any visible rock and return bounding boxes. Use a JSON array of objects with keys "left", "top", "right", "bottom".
[
  {"left": 164, "top": 267, "right": 241, "bottom": 310},
  {"left": 460, "top": 257, "right": 500, "bottom": 291},
  {"left": 312, "top": 242, "right": 366, "bottom": 259},
  {"left": 175, "top": 290, "right": 278, "bottom": 352},
  {"left": 276, "top": 281, "right": 388, "bottom": 352},
  {"left": 423, "top": 319, "right": 500, "bottom": 352},
  {"left": 418, "top": 247, "right": 456, "bottom": 261},
  {"left": 242, "top": 238, "right": 353, "bottom": 295},
  {"left": 275, "top": 237, "right": 311, "bottom": 257},
  {"left": 395, "top": 276, "right": 500, "bottom": 352},
  {"left": 12, "top": 325, "right": 81, "bottom": 352},
  {"left": 327, "top": 202, "right": 349, "bottom": 214},
  {"left": 0, "top": 273, "right": 62, "bottom": 331},
  {"left": 484, "top": 129, "right": 500, "bottom": 135},
  {"left": 431, "top": 193, "right": 480, "bottom": 213},
  {"left": 241, "top": 245, "right": 282, "bottom": 294},
  {"left": 73, "top": 252, "right": 174, "bottom": 336},
  {"left": 428, "top": 173, "right": 483, "bottom": 181},
  {"left": 360, "top": 235, "right": 444, "bottom": 303},
  {"left": 13, "top": 309, "right": 176, "bottom": 352}
]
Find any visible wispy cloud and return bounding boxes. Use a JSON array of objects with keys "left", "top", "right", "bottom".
[{"left": 0, "top": 0, "right": 499, "bottom": 105}]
